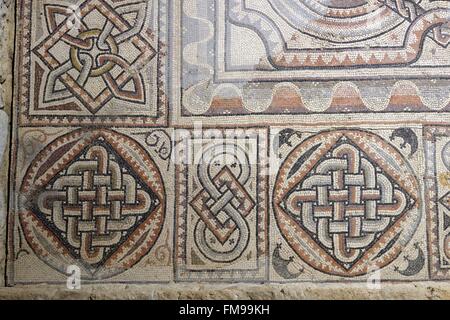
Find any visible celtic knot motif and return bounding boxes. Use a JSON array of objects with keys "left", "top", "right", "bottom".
[
  {"left": 34, "top": 0, "right": 156, "bottom": 113},
  {"left": 37, "top": 143, "right": 159, "bottom": 266},
  {"left": 282, "top": 137, "right": 414, "bottom": 268},
  {"left": 69, "top": 29, "right": 119, "bottom": 78},
  {"left": 190, "top": 144, "right": 255, "bottom": 263}
]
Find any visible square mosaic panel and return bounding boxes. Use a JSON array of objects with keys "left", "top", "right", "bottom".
[
  {"left": 16, "top": 0, "right": 168, "bottom": 127},
  {"left": 9, "top": 127, "right": 174, "bottom": 284},
  {"left": 269, "top": 126, "right": 428, "bottom": 282},
  {"left": 174, "top": 129, "right": 269, "bottom": 282}
]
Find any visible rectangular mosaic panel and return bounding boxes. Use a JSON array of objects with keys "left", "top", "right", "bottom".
[
  {"left": 174, "top": 129, "right": 269, "bottom": 282},
  {"left": 172, "top": 0, "right": 450, "bottom": 119}
]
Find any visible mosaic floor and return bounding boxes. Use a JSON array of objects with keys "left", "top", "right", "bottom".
[{"left": 4, "top": 0, "right": 450, "bottom": 285}]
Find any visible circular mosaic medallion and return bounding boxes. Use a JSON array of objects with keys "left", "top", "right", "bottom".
[
  {"left": 19, "top": 129, "right": 166, "bottom": 280},
  {"left": 273, "top": 129, "right": 420, "bottom": 277}
]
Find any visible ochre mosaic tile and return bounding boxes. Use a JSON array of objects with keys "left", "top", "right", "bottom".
[{"left": 4, "top": 0, "right": 450, "bottom": 286}]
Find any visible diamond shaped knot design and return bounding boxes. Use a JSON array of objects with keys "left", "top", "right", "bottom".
[
  {"left": 438, "top": 192, "right": 450, "bottom": 260},
  {"left": 189, "top": 143, "right": 254, "bottom": 263},
  {"left": 190, "top": 166, "right": 255, "bottom": 245},
  {"left": 274, "top": 130, "right": 421, "bottom": 277},
  {"left": 37, "top": 144, "right": 160, "bottom": 266},
  {"left": 34, "top": 0, "right": 156, "bottom": 113},
  {"left": 283, "top": 141, "right": 411, "bottom": 266},
  {"left": 19, "top": 129, "right": 165, "bottom": 279}
]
